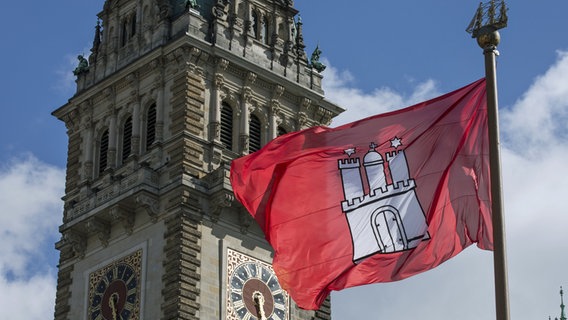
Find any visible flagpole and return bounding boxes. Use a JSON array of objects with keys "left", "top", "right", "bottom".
[{"left": 467, "top": 1, "right": 510, "bottom": 319}]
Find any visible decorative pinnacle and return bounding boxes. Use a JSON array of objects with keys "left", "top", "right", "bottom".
[{"left": 466, "top": 0, "right": 508, "bottom": 48}]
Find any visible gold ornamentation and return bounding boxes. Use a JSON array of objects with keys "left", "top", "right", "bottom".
[{"left": 88, "top": 249, "right": 142, "bottom": 320}]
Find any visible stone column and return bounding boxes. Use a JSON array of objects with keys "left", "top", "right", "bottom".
[
  {"left": 239, "top": 88, "right": 251, "bottom": 155},
  {"left": 83, "top": 119, "right": 94, "bottom": 181},
  {"left": 131, "top": 99, "right": 141, "bottom": 156},
  {"left": 239, "top": 72, "right": 256, "bottom": 154},
  {"left": 210, "top": 58, "right": 228, "bottom": 142},
  {"left": 108, "top": 108, "right": 117, "bottom": 169},
  {"left": 269, "top": 85, "right": 284, "bottom": 140},
  {"left": 298, "top": 97, "right": 311, "bottom": 130},
  {"left": 155, "top": 80, "right": 165, "bottom": 143},
  {"left": 268, "top": 100, "right": 279, "bottom": 140},
  {"left": 210, "top": 74, "right": 224, "bottom": 142}
]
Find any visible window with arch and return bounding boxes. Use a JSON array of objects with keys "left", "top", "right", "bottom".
[
  {"left": 146, "top": 104, "right": 157, "bottom": 150},
  {"left": 121, "top": 19, "right": 129, "bottom": 47},
  {"left": 220, "top": 102, "right": 233, "bottom": 150},
  {"left": 130, "top": 14, "right": 137, "bottom": 36},
  {"left": 99, "top": 129, "right": 109, "bottom": 175},
  {"left": 249, "top": 114, "right": 262, "bottom": 153},
  {"left": 261, "top": 16, "right": 270, "bottom": 45},
  {"left": 251, "top": 11, "right": 259, "bottom": 39},
  {"left": 122, "top": 116, "right": 133, "bottom": 163}
]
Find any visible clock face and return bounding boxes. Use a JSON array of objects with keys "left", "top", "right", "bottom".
[
  {"left": 88, "top": 250, "right": 142, "bottom": 320},
  {"left": 227, "top": 250, "right": 289, "bottom": 320}
]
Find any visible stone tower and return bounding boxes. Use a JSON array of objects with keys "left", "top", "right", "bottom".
[{"left": 51, "top": 0, "right": 343, "bottom": 319}]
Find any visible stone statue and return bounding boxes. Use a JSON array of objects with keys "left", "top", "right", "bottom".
[
  {"left": 73, "top": 55, "right": 89, "bottom": 76},
  {"left": 185, "top": 0, "right": 199, "bottom": 10},
  {"left": 310, "top": 45, "right": 326, "bottom": 73}
]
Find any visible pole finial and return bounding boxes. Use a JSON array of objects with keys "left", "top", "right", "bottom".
[{"left": 466, "top": 0, "right": 508, "bottom": 47}]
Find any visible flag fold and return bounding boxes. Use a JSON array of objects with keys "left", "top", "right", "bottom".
[{"left": 230, "top": 78, "right": 492, "bottom": 309}]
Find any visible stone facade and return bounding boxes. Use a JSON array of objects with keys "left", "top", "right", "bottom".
[{"left": 52, "top": 0, "right": 342, "bottom": 319}]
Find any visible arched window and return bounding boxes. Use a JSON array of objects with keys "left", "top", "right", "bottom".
[
  {"left": 130, "top": 14, "right": 137, "bottom": 36},
  {"left": 251, "top": 11, "right": 259, "bottom": 39},
  {"left": 249, "top": 115, "right": 262, "bottom": 153},
  {"left": 122, "top": 116, "right": 133, "bottom": 163},
  {"left": 121, "top": 19, "right": 128, "bottom": 47},
  {"left": 220, "top": 103, "right": 233, "bottom": 150},
  {"left": 146, "top": 104, "right": 157, "bottom": 150},
  {"left": 262, "top": 16, "right": 270, "bottom": 45},
  {"left": 277, "top": 126, "right": 287, "bottom": 137},
  {"left": 99, "top": 129, "right": 109, "bottom": 175}
]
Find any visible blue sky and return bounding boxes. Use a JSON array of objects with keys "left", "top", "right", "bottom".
[{"left": 1, "top": 1, "right": 568, "bottom": 319}]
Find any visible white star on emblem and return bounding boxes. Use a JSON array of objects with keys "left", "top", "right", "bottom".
[{"left": 390, "top": 137, "right": 402, "bottom": 149}]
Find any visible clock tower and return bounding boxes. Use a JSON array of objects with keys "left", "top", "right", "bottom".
[{"left": 52, "top": 1, "right": 343, "bottom": 319}]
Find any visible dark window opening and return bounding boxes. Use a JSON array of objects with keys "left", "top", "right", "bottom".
[
  {"left": 121, "top": 20, "right": 128, "bottom": 47},
  {"left": 99, "top": 129, "right": 109, "bottom": 175},
  {"left": 146, "top": 104, "right": 157, "bottom": 150},
  {"left": 262, "top": 16, "right": 269, "bottom": 45},
  {"left": 131, "top": 14, "right": 137, "bottom": 36},
  {"left": 250, "top": 115, "right": 261, "bottom": 153},
  {"left": 220, "top": 103, "right": 233, "bottom": 150},
  {"left": 122, "top": 116, "right": 133, "bottom": 162},
  {"left": 251, "top": 11, "right": 259, "bottom": 39}
]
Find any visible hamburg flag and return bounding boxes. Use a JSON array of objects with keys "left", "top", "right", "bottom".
[{"left": 230, "top": 78, "right": 492, "bottom": 309}]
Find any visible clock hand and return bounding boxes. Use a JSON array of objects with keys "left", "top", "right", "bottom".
[
  {"left": 109, "top": 292, "right": 119, "bottom": 320},
  {"left": 253, "top": 292, "right": 267, "bottom": 320}
]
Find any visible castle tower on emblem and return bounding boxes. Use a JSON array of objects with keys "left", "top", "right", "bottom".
[{"left": 338, "top": 137, "right": 430, "bottom": 262}]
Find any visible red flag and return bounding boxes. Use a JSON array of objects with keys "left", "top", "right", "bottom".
[{"left": 230, "top": 78, "right": 492, "bottom": 309}]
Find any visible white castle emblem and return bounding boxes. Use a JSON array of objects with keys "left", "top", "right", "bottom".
[{"left": 338, "top": 137, "right": 430, "bottom": 262}]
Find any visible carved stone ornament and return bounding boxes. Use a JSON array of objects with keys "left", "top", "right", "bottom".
[
  {"left": 210, "top": 190, "right": 234, "bottom": 222},
  {"left": 63, "top": 230, "right": 87, "bottom": 259},
  {"left": 270, "top": 100, "right": 281, "bottom": 114},
  {"left": 297, "top": 112, "right": 308, "bottom": 130},
  {"left": 245, "top": 72, "right": 257, "bottom": 86},
  {"left": 273, "top": 85, "right": 285, "bottom": 100},
  {"left": 136, "top": 193, "right": 160, "bottom": 222},
  {"left": 212, "top": 0, "right": 231, "bottom": 19},
  {"left": 110, "top": 205, "right": 136, "bottom": 235},
  {"left": 63, "top": 109, "right": 81, "bottom": 134},
  {"left": 300, "top": 97, "right": 312, "bottom": 114},
  {"left": 317, "top": 107, "right": 334, "bottom": 126},
  {"left": 240, "top": 134, "right": 250, "bottom": 155},
  {"left": 215, "top": 73, "right": 225, "bottom": 89},
  {"left": 238, "top": 208, "right": 253, "bottom": 234},
  {"left": 242, "top": 87, "right": 253, "bottom": 104},
  {"left": 86, "top": 217, "right": 111, "bottom": 247},
  {"left": 217, "top": 57, "right": 230, "bottom": 71}
]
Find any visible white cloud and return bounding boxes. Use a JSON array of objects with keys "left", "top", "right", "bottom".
[
  {"left": 501, "top": 51, "right": 568, "bottom": 155},
  {"left": 326, "top": 52, "right": 568, "bottom": 319},
  {"left": 0, "top": 155, "right": 64, "bottom": 319},
  {"left": 321, "top": 59, "right": 440, "bottom": 126},
  {"left": 53, "top": 53, "right": 80, "bottom": 95},
  {"left": 0, "top": 274, "right": 57, "bottom": 319}
]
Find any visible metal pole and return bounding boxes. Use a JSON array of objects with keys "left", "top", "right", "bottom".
[{"left": 479, "top": 31, "right": 510, "bottom": 320}]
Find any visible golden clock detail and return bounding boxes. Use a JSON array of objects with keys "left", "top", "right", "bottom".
[
  {"left": 88, "top": 249, "right": 142, "bottom": 320},
  {"left": 227, "top": 249, "right": 289, "bottom": 320}
]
